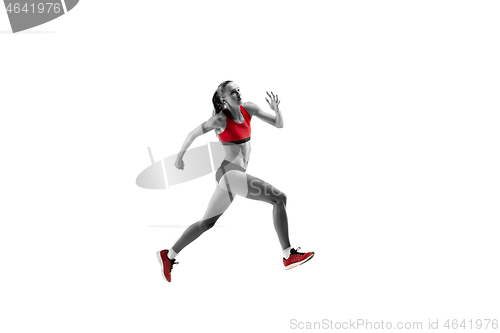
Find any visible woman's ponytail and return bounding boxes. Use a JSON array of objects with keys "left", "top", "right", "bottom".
[{"left": 212, "top": 90, "right": 225, "bottom": 116}]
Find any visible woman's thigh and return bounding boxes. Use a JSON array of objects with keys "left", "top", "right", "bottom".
[
  {"left": 244, "top": 173, "right": 286, "bottom": 204},
  {"left": 218, "top": 171, "right": 285, "bottom": 204},
  {"left": 202, "top": 185, "right": 234, "bottom": 220}
]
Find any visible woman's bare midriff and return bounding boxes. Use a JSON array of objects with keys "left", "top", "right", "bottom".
[{"left": 222, "top": 141, "right": 251, "bottom": 169}]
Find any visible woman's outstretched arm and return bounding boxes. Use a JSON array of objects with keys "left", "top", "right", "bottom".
[
  {"left": 244, "top": 91, "right": 283, "bottom": 128},
  {"left": 174, "top": 114, "right": 223, "bottom": 170}
]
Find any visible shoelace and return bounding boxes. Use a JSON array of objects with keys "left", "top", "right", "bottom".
[
  {"left": 169, "top": 259, "right": 179, "bottom": 271},
  {"left": 290, "top": 247, "right": 305, "bottom": 256}
]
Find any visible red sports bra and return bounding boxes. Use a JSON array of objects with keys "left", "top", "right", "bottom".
[{"left": 217, "top": 105, "right": 251, "bottom": 145}]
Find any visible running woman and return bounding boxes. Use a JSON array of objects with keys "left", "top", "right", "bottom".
[{"left": 157, "top": 81, "right": 314, "bottom": 282}]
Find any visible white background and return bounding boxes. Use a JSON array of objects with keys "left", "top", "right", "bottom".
[{"left": 1, "top": 1, "right": 499, "bottom": 332}]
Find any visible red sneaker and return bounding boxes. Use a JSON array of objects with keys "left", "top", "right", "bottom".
[
  {"left": 283, "top": 247, "right": 314, "bottom": 270},
  {"left": 157, "top": 249, "right": 178, "bottom": 282}
]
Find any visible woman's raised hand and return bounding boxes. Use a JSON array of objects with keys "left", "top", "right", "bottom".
[
  {"left": 265, "top": 91, "right": 280, "bottom": 112},
  {"left": 174, "top": 156, "right": 185, "bottom": 170}
]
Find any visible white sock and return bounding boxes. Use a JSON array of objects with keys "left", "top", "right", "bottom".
[
  {"left": 167, "top": 248, "right": 178, "bottom": 260},
  {"left": 283, "top": 246, "right": 292, "bottom": 259}
]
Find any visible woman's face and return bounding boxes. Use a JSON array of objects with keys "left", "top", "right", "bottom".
[{"left": 223, "top": 82, "right": 242, "bottom": 107}]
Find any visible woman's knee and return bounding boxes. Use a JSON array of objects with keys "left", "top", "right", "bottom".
[
  {"left": 277, "top": 191, "right": 287, "bottom": 206},
  {"left": 199, "top": 213, "right": 223, "bottom": 231},
  {"left": 281, "top": 192, "right": 287, "bottom": 206},
  {"left": 269, "top": 190, "right": 287, "bottom": 206}
]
